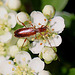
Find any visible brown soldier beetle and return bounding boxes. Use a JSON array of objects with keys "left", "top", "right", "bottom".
[{"left": 14, "top": 17, "right": 59, "bottom": 59}]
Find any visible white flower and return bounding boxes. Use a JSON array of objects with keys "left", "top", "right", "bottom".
[
  {"left": 30, "top": 11, "right": 48, "bottom": 28},
  {"left": 40, "top": 47, "right": 56, "bottom": 62},
  {"left": 8, "top": 13, "right": 16, "bottom": 28},
  {"left": 0, "top": 6, "right": 17, "bottom": 35},
  {"left": 38, "top": 70, "right": 51, "bottom": 75},
  {"left": 29, "top": 40, "right": 44, "bottom": 54},
  {"left": 16, "top": 12, "right": 30, "bottom": 25},
  {"left": 0, "top": 60, "right": 15, "bottom": 75},
  {"left": 8, "top": 45, "right": 19, "bottom": 57},
  {"left": 7, "top": 0, "right": 21, "bottom": 10},
  {"left": 0, "top": 56, "right": 6, "bottom": 63},
  {"left": 45, "top": 35, "right": 62, "bottom": 47},
  {"left": 0, "top": 32, "right": 12, "bottom": 43},
  {"left": 17, "top": 38, "right": 29, "bottom": 48},
  {"left": 42, "top": 5, "right": 55, "bottom": 18},
  {"left": 28, "top": 57, "right": 45, "bottom": 73},
  {"left": 15, "top": 51, "right": 31, "bottom": 65},
  {"left": 0, "top": 6, "right": 8, "bottom": 20},
  {"left": 50, "top": 16, "right": 65, "bottom": 34}
]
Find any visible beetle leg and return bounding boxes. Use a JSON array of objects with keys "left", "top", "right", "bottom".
[
  {"left": 21, "top": 38, "right": 27, "bottom": 49},
  {"left": 17, "top": 17, "right": 27, "bottom": 28}
]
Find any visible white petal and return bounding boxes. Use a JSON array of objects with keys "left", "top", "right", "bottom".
[
  {"left": 42, "top": 5, "right": 55, "bottom": 18},
  {"left": 0, "top": 56, "right": 6, "bottom": 63},
  {"left": 45, "top": 35, "right": 62, "bottom": 47},
  {"left": 28, "top": 57, "right": 45, "bottom": 73},
  {"left": 15, "top": 51, "right": 31, "bottom": 65},
  {"left": 29, "top": 40, "right": 44, "bottom": 54},
  {"left": 50, "top": 16, "right": 65, "bottom": 34},
  {"left": 0, "top": 6, "right": 8, "bottom": 19},
  {"left": 8, "top": 45, "right": 19, "bottom": 57},
  {"left": 7, "top": 0, "right": 21, "bottom": 10},
  {"left": 8, "top": 13, "right": 16, "bottom": 28},
  {"left": 16, "top": 12, "right": 29, "bottom": 25},
  {"left": 0, "top": 32, "right": 12, "bottom": 43},
  {"left": 30, "top": 11, "right": 48, "bottom": 28},
  {"left": 0, "top": 60, "right": 15, "bottom": 75},
  {"left": 38, "top": 70, "right": 51, "bottom": 75},
  {"left": 41, "top": 47, "right": 56, "bottom": 61}
]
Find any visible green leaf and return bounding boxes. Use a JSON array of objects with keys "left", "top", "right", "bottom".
[
  {"left": 68, "top": 68, "right": 75, "bottom": 75},
  {"left": 12, "top": 24, "right": 24, "bottom": 30},
  {"left": 56, "top": 12, "right": 75, "bottom": 28},
  {"left": 61, "top": 66, "right": 68, "bottom": 74},
  {"left": 41, "top": 0, "right": 69, "bottom": 11}
]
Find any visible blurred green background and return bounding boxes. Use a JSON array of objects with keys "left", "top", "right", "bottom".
[{"left": 20, "top": 0, "right": 75, "bottom": 75}]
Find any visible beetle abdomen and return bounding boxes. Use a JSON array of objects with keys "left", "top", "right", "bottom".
[{"left": 14, "top": 28, "right": 36, "bottom": 37}]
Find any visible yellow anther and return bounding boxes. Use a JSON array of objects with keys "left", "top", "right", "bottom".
[
  {"left": 23, "top": 71, "right": 26, "bottom": 75},
  {"left": 29, "top": 21, "right": 32, "bottom": 24},
  {"left": 8, "top": 61, "right": 11, "bottom": 64},
  {"left": 31, "top": 70, "right": 35, "bottom": 73},
  {"left": 17, "top": 66, "right": 20, "bottom": 69},
  {"left": 43, "top": 40, "right": 46, "bottom": 43},
  {"left": 0, "top": 42, "right": 4, "bottom": 46},
  {"left": 43, "top": 36, "right": 45, "bottom": 38},
  {"left": 4, "top": 14, "right": 8, "bottom": 18},
  {"left": 24, "top": 68, "right": 27, "bottom": 71},
  {"left": 0, "top": 25, "right": 2, "bottom": 29},
  {"left": 20, "top": 68, "right": 23, "bottom": 71},
  {"left": 22, "top": 57, "right": 25, "bottom": 61},
  {"left": 12, "top": 68, "right": 15, "bottom": 71},
  {"left": 0, "top": 1, "right": 3, "bottom": 5},
  {"left": 52, "top": 34, "right": 55, "bottom": 38},
  {"left": 31, "top": 38, "right": 35, "bottom": 41},
  {"left": 13, "top": 59, "right": 16, "bottom": 62},
  {"left": 45, "top": 34, "right": 48, "bottom": 37},
  {"left": 0, "top": 46, "right": 4, "bottom": 51}
]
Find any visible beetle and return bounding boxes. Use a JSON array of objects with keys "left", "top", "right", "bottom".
[
  {"left": 14, "top": 17, "right": 50, "bottom": 47},
  {"left": 14, "top": 26, "right": 47, "bottom": 38},
  {"left": 14, "top": 17, "right": 59, "bottom": 59}
]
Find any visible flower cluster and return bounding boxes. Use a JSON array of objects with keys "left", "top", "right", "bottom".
[{"left": 0, "top": 1, "right": 65, "bottom": 75}]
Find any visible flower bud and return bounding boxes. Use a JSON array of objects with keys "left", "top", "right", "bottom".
[
  {"left": 16, "top": 12, "right": 30, "bottom": 25},
  {"left": 8, "top": 45, "right": 19, "bottom": 57},
  {"left": 39, "top": 47, "right": 57, "bottom": 63},
  {"left": 7, "top": 0, "right": 21, "bottom": 10},
  {"left": 42, "top": 5, "right": 55, "bottom": 19}
]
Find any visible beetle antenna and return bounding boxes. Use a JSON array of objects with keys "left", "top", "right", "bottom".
[
  {"left": 45, "top": 36, "right": 60, "bottom": 61},
  {"left": 21, "top": 38, "right": 27, "bottom": 50},
  {"left": 17, "top": 17, "right": 27, "bottom": 28}
]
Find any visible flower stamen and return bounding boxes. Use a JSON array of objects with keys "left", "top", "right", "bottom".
[{"left": 40, "top": 43, "right": 43, "bottom": 45}]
